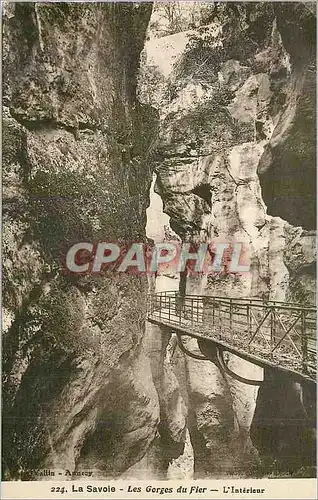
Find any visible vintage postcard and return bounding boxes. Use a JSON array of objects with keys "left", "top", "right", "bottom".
[{"left": 2, "top": 1, "right": 317, "bottom": 499}]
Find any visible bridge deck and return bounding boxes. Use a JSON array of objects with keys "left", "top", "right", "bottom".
[{"left": 147, "top": 292, "right": 316, "bottom": 384}]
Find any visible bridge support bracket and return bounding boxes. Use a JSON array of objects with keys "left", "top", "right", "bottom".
[
  {"left": 197, "top": 338, "right": 264, "bottom": 386},
  {"left": 176, "top": 334, "right": 263, "bottom": 385}
]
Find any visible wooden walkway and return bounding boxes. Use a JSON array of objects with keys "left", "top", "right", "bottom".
[{"left": 147, "top": 291, "right": 316, "bottom": 384}]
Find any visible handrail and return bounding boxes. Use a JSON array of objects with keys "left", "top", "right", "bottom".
[
  {"left": 148, "top": 291, "right": 316, "bottom": 312},
  {"left": 147, "top": 290, "right": 317, "bottom": 382}
]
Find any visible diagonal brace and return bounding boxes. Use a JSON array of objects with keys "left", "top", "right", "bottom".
[
  {"left": 272, "top": 312, "right": 302, "bottom": 357},
  {"left": 248, "top": 309, "right": 271, "bottom": 346}
]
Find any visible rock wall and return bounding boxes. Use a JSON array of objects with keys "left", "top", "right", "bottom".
[
  {"left": 140, "top": 2, "right": 316, "bottom": 477},
  {"left": 258, "top": 3, "right": 316, "bottom": 230},
  {"left": 3, "top": 1, "right": 316, "bottom": 481},
  {"left": 3, "top": 2, "right": 159, "bottom": 479}
]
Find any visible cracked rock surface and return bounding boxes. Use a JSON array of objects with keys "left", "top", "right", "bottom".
[
  {"left": 3, "top": 2, "right": 159, "bottom": 479},
  {"left": 140, "top": 2, "right": 316, "bottom": 477},
  {"left": 2, "top": 1, "right": 316, "bottom": 480}
]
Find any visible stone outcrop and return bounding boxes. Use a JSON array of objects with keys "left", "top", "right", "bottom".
[
  {"left": 258, "top": 3, "right": 316, "bottom": 230},
  {"left": 3, "top": 2, "right": 159, "bottom": 479},
  {"left": 251, "top": 370, "right": 316, "bottom": 476}
]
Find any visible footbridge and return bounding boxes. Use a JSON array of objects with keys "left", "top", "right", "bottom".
[{"left": 147, "top": 291, "right": 316, "bottom": 385}]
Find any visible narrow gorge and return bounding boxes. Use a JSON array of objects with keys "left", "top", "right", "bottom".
[{"left": 2, "top": 1, "right": 316, "bottom": 482}]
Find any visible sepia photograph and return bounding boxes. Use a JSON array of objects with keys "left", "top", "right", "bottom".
[{"left": 2, "top": 0, "right": 317, "bottom": 498}]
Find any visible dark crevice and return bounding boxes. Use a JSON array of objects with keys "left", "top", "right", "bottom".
[
  {"left": 190, "top": 183, "right": 212, "bottom": 207},
  {"left": 8, "top": 112, "right": 77, "bottom": 136},
  {"left": 8, "top": 111, "right": 101, "bottom": 139}
]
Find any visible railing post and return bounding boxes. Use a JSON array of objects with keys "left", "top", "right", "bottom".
[
  {"left": 168, "top": 296, "right": 171, "bottom": 323},
  {"left": 247, "top": 304, "right": 251, "bottom": 336},
  {"left": 191, "top": 298, "right": 194, "bottom": 327},
  {"left": 270, "top": 306, "right": 275, "bottom": 353},
  {"left": 212, "top": 299, "right": 215, "bottom": 325},
  {"left": 159, "top": 294, "right": 162, "bottom": 321},
  {"left": 301, "top": 310, "right": 308, "bottom": 373},
  {"left": 149, "top": 294, "right": 152, "bottom": 316}
]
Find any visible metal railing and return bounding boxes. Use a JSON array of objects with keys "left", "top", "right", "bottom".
[{"left": 147, "top": 291, "right": 316, "bottom": 380}]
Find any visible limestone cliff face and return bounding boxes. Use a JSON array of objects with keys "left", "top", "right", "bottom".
[
  {"left": 3, "top": 1, "right": 316, "bottom": 481},
  {"left": 3, "top": 2, "right": 159, "bottom": 479},
  {"left": 258, "top": 3, "right": 316, "bottom": 230},
  {"left": 140, "top": 2, "right": 316, "bottom": 477}
]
